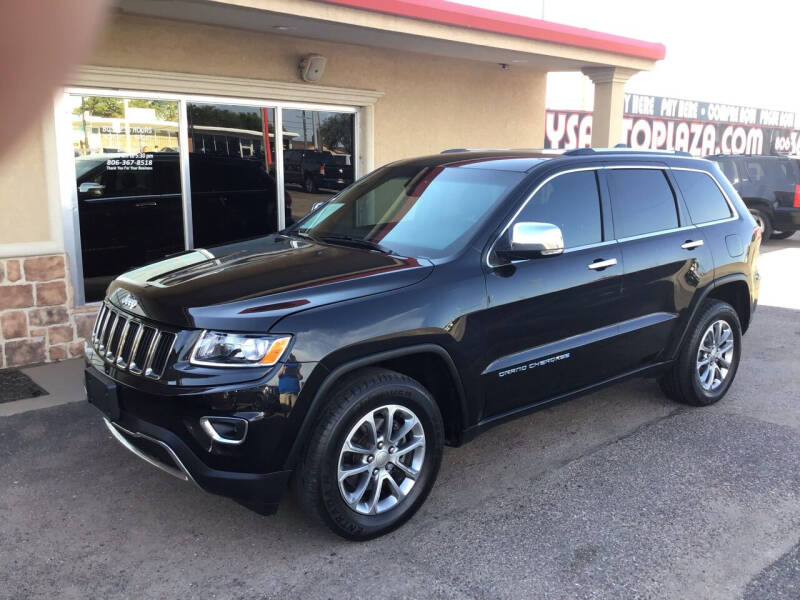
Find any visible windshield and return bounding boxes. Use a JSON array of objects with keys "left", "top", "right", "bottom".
[{"left": 288, "top": 164, "right": 524, "bottom": 258}]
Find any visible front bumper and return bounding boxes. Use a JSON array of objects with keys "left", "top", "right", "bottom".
[
  {"left": 84, "top": 342, "right": 321, "bottom": 514},
  {"left": 100, "top": 410, "right": 291, "bottom": 514}
]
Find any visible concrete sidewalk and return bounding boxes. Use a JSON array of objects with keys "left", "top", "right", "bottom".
[{"left": 0, "top": 358, "right": 85, "bottom": 417}]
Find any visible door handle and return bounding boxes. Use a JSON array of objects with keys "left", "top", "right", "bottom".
[
  {"left": 681, "top": 240, "right": 704, "bottom": 250},
  {"left": 587, "top": 258, "right": 618, "bottom": 270},
  {"left": 135, "top": 202, "right": 157, "bottom": 208}
]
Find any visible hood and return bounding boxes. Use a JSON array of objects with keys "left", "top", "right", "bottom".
[{"left": 107, "top": 235, "right": 433, "bottom": 331}]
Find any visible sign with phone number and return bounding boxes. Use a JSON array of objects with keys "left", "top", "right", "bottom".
[{"left": 105, "top": 153, "right": 154, "bottom": 171}]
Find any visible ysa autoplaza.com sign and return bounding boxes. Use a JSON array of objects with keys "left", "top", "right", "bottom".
[{"left": 545, "top": 94, "right": 800, "bottom": 156}]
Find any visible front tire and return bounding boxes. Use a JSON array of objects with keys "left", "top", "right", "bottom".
[
  {"left": 770, "top": 230, "right": 794, "bottom": 240},
  {"left": 659, "top": 299, "right": 742, "bottom": 406},
  {"left": 294, "top": 368, "right": 444, "bottom": 540}
]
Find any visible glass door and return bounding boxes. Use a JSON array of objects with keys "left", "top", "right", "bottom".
[
  {"left": 70, "top": 94, "right": 185, "bottom": 302},
  {"left": 186, "top": 103, "right": 280, "bottom": 248},
  {"left": 281, "top": 109, "right": 355, "bottom": 221}
]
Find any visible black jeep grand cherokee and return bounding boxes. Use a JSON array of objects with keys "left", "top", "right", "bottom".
[{"left": 86, "top": 148, "right": 760, "bottom": 539}]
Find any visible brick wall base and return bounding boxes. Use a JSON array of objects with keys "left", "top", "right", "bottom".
[{"left": 0, "top": 254, "right": 98, "bottom": 369}]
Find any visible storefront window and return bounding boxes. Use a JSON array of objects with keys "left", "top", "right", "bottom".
[
  {"left": 66, "top": 94, "right": 359, "bottom": 305},
  {"left": 187, "top": 103, "right": 279, "bottom": 247},
  {"left": 281, "top": 109, "right": 355, "bottom": 220},
  {"left": 71, "top": 95, "right": 185, "bottom": 302}
]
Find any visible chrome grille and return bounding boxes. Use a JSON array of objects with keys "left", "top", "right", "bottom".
[{"left": 91, "top": 302, "right": 177, "bottom": 380}]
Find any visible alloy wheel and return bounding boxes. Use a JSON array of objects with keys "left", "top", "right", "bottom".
[
  {"left": 337, "top": 404, "right": 426, "bottom": 515},
  {"left": 696, "top": 319, "right": 735, "bottom": 391}
]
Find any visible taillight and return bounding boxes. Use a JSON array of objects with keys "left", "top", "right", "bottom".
[
  {"left": 753, "top": 225, "right": 762, "bottom": 244},
  {"left": 319, "top": 164, "right": 326, "bottom": 176},
  {"left": 794, "top": 184, "right": 800, "bottom": 208}
]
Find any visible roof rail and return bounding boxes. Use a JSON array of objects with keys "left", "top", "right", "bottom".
[
  {"left": 563, "top": 147, "right": 693, "bottom": 157},
  {"left": 440, "top": 147, "right": 564, "bottom": 155}
]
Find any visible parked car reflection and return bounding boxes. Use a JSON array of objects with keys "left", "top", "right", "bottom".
[{"left": 75, "top": 152, "right": 288, "bottom": 302}]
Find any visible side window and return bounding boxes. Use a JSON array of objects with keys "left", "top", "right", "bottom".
[
  {"left": 717, "top": 159, "right": 739, "bottom": 185},
  {"left": 744, "top": 160, "right": 765, "bottom": 182},
  {"left": 98, "top": 163, "right": 153, "bottom": 198},
  {"left": 776, "top": 159, "right": 797, "bottom": 189},
  {"left": 516, "top": 170, "right": 602, "bottom": 248},
  {"left": 672, "top": 170, "right": 732, "bottom": 224},
  {"left": 607, "top": 169, "right": 678, "bottom": 238}
]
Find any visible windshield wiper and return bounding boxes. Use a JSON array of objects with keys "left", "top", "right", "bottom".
[{"left": 318, "top": 234, "right": 394, "bottom": 255}]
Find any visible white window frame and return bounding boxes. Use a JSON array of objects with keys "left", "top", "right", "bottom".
[{"left": 55, "top": 66, "right": 382, "bottom": 306}]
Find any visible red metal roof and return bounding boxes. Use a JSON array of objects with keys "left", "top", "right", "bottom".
[{"left": 318, "top": 0, "right": 665, "bottom": 61}]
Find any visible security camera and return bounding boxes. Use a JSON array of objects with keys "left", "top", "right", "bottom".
[{"left": 299, "top": 55, "right": 327, "bottom": 83}]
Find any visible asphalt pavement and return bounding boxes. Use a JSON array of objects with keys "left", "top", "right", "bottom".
[{"left": 1, "top": 235, "right": 798, "bottom": 600}]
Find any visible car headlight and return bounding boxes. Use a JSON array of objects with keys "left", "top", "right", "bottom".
[{"left": 190, "top": 331, "right": 292, "bottom": 367}]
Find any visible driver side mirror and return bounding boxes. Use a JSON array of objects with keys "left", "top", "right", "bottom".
[
  {"left": 497, "top": 222, "right": 564, "bottom": 260},
  {"left": 78, "top": 181, "right": 105, "bottom": 197}
]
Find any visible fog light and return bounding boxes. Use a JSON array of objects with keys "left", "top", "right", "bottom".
[{"left": 200, "top": 416, "right": 248, "bottom": 445}]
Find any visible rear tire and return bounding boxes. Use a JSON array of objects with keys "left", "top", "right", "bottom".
[
  {"left": 749, "top": 207, "right": 773, "bottom": 241},
  {"left": 658, "top": 299, "right": 742, "bottom": 406},
  {"left": 294, "top": 368, "right": 444, "bottom": 540},
  {"left": 770, "top": 230, "right": 794, "bottom": 240}
]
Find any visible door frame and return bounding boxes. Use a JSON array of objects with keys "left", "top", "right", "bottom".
[{"left": 56, "top": 66, "right": 382, "bottom": 306}]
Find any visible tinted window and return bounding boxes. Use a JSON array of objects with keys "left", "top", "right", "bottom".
[
  {"left": 97, "top": 162, "right": 153, "bottom": 198},
  {"left": 717, "top": 158, "right": 740, "bottom": 185},
  {"left": 744, "top": 158, "right": 795, "bottom": 190},
  {"left": 516, "top": 170, "right": 602, "bottom": 248},
  {"left": 778, "top": 159, "right": 799, "bottom": 186},
  {"left": 744, "top": 159, "right": 766, "bottom": 182},
  {"left": 673, "top": 170, "right": 732, "bottom": 224},
  {"left": 608, "top": 169, "right": 678, "bottom": 238}
]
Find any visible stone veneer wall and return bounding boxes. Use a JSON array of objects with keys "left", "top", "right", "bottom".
[{"left": 0, "top": 254, "right": 99, "bottom": 368}]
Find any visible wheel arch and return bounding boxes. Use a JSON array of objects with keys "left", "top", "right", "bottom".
[
  {"left": 670, "top": 274, "right": 752, "bottom": 360},
  {"left": 284, "top": 344, "right": 468, "bottom": 470},
  {"left": 706, "top": 277, "right": 752, "bottom": 333},
  {"left": 741, "top": 196, "right": 774, "bottom": 215}
]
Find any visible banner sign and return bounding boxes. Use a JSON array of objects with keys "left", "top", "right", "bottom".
[{"left": 545, "top": 94, "right": 800, "bottom": 156}]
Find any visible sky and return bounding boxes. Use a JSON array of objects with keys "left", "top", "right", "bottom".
[{"left": 452, "top": 0, "right": 800, "bottom": 117}]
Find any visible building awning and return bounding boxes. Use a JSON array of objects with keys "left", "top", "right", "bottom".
[{"left": 115, "top": 0, "right": 664, "bottom": 72}]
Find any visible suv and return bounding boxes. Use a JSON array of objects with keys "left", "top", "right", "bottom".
[
  {"left": 283, "top": 149, "right": 354, "bottom": 193},
  {"left": 707, "top": 154, "right": 800, "bottom": 240},
  {"left": 85, "top": 149, "right": 760, "bottom": 540}
]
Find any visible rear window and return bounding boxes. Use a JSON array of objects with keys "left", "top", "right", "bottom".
[
  {"left": 607, "top": 169, "right": 679, "bottom": 238},
  {"left": 673, "top": 170, "right": 732, "bottom": 224}
]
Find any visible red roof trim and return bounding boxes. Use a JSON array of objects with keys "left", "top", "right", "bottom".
[{"left": 317, "top": 0, "right": 665, "bottom": 61}]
